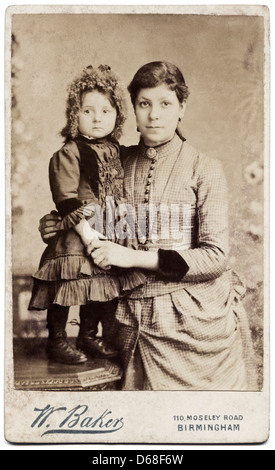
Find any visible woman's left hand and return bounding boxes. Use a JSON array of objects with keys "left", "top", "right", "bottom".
[{"left": 89, "top": 240, "right": 135, "bottom": 270}]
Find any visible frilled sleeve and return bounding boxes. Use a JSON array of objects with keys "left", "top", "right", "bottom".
[
  {"left": 158, "top": 157, "right": 229, "bottom": 282},
  {"left": 49, "top": 141, "right": 95, "bottom": 230}
]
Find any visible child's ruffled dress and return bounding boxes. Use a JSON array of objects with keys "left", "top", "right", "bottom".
[{"left": 29, "top": 135, "right": 146, "bottom": 310}]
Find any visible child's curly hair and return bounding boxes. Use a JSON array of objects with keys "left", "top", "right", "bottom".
[{"left": 61, "top": 65, "right": 127, "bottom": 141}]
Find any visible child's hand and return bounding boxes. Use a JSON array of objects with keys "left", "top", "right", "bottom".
[
  {"left": 89, "top": 240, "right": 134, "bottom": 270},
  {"left": 90, "top": 240, "right": 159, "bottom": 272},
  {"left": 86, "top": 241, "right": 100, "bottom": 257}
]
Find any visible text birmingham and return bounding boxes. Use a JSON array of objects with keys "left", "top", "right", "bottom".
[{"left": 177, "top": 423, "right": 241, "bottom": 432}]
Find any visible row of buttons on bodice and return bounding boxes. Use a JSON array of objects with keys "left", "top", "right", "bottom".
[{"left": 141, "top": 147, "right": 158, "bottom": 250}]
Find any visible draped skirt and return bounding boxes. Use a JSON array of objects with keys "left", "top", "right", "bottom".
[{"left": 114, "top": 280, "right": 257, "bottom": 391}]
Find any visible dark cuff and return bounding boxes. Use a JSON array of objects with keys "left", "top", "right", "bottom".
[
  {"left": 158, "top": 249, "right": 189, "bottom": 281},
  {"left": 56, "top": 198, "right": 84, "bottom": 217}
]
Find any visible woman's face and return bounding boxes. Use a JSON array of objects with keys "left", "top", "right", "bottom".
[
  {"left": 134, "top": 83, "right": 186, "bottom": 147},
  {"left": 78, "top": 90, "right": 117, "bottom": 139}
]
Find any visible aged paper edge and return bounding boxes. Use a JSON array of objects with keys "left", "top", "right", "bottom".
[{"left": 4, "top": 3, "right": 270, "bottom": 445}]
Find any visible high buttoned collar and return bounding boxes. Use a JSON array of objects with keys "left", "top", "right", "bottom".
[{"left": 140, "top": 133, "right": 185, "bottom": 161}]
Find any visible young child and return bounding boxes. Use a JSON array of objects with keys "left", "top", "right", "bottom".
[{"left": 28, "top": 65, "right": 145, "bottom": 364}]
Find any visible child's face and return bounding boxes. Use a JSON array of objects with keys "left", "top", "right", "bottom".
[
  {"left": 134, "top": 83, "right": 186, "bottom": 147},
  {"left": 78, "top": 90, "right": 117, "bottom": 139}
]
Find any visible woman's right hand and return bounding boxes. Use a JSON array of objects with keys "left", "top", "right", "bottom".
[{"left": 39, "top": 210, "right": 62, "bottom": 243}]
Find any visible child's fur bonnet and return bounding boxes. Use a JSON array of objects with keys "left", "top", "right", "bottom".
[{"left": 61, "top": 64, "right": 127, "bottom": 142}]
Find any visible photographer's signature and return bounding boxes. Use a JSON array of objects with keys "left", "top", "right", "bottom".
[{"left": 31, "top": 404, "right": 124, "bottom": 436}]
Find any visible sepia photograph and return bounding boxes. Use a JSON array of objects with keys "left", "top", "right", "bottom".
[{"left": 4, "top": 3, "right": 270, "bottom": 445}]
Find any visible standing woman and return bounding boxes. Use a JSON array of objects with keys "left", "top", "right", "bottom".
[{"left": 90, "top": 61, "right": 255, "bottom": 391}]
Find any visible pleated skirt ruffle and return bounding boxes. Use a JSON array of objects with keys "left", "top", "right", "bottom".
[{"left": 28, "top": 253, "right": 146, "bottom": 309}]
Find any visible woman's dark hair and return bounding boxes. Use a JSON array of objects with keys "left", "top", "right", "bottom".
[
  {"left": 61, "top": 64, "right": 127, "bottom": 142},
  {"left": 128, "top": 61, "right": 189, "bottom": 106}
]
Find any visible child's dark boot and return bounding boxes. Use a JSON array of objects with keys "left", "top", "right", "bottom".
[
  {"left": 46, "top": 331, "right": 87, "bottom": 364},
  {"left": 46, "top": 306, "right": 87, "bottom": 364},
  {"left": 76, "top": 303, "right": 118, "bottom": 359}
]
